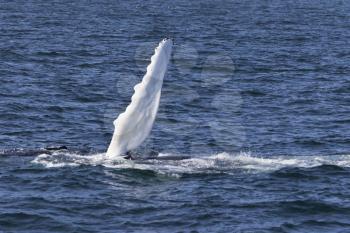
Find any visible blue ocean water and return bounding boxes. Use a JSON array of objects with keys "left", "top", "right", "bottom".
[{"left": 1, "top": 0, "right": 350, "bottom": 232}]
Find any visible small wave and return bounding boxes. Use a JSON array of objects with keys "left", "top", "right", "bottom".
[
  {"left": 242, "top": 89, "right": 267, "bottom": 97},
  {"left": 31, "top": 151, "right": 350, "bottom": 176},
  {"left": 35, "top": 51, "right": 67, "bottom": 57}
]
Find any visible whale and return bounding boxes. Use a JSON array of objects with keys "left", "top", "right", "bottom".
[
  {"left": 106, "top": 38, "right": 173, "bottom": 159},
  {"left": 4, "top": 39, "right": 189, "bottom": 160}
]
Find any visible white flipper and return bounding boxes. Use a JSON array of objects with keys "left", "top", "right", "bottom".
[{"left": 106, "top": 39, "right": 173, "bottom": 158}]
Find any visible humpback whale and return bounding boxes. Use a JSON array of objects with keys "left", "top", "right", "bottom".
[
  {"left": 106, "top": 38, "right": 173, "bottom": 159},
  {"left": 3, "top": 39, "right": 189, "bottom": 160},
  {"left": 2, "top": 39, "right": 189, "bottom": 160}
]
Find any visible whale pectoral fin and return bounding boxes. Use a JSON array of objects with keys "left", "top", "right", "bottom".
[{"left": 106, "top": 38, "right": 173, "bottom": 158}]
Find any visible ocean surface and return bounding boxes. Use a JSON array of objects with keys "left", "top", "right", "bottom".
[{"left": 1, "top": 0, "right": 350, "bottom": 232}]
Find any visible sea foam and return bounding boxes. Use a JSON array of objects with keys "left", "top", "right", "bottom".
[{"left": 32, "top": 151, "right": 350, "bottom": 176}]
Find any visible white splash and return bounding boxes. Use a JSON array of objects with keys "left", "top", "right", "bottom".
[
  {"left": 106, "top": 38, "right": 173, "bottom": 158},
  {"left": 32, "top": 151, "right": 350, "bottom": 176}
]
